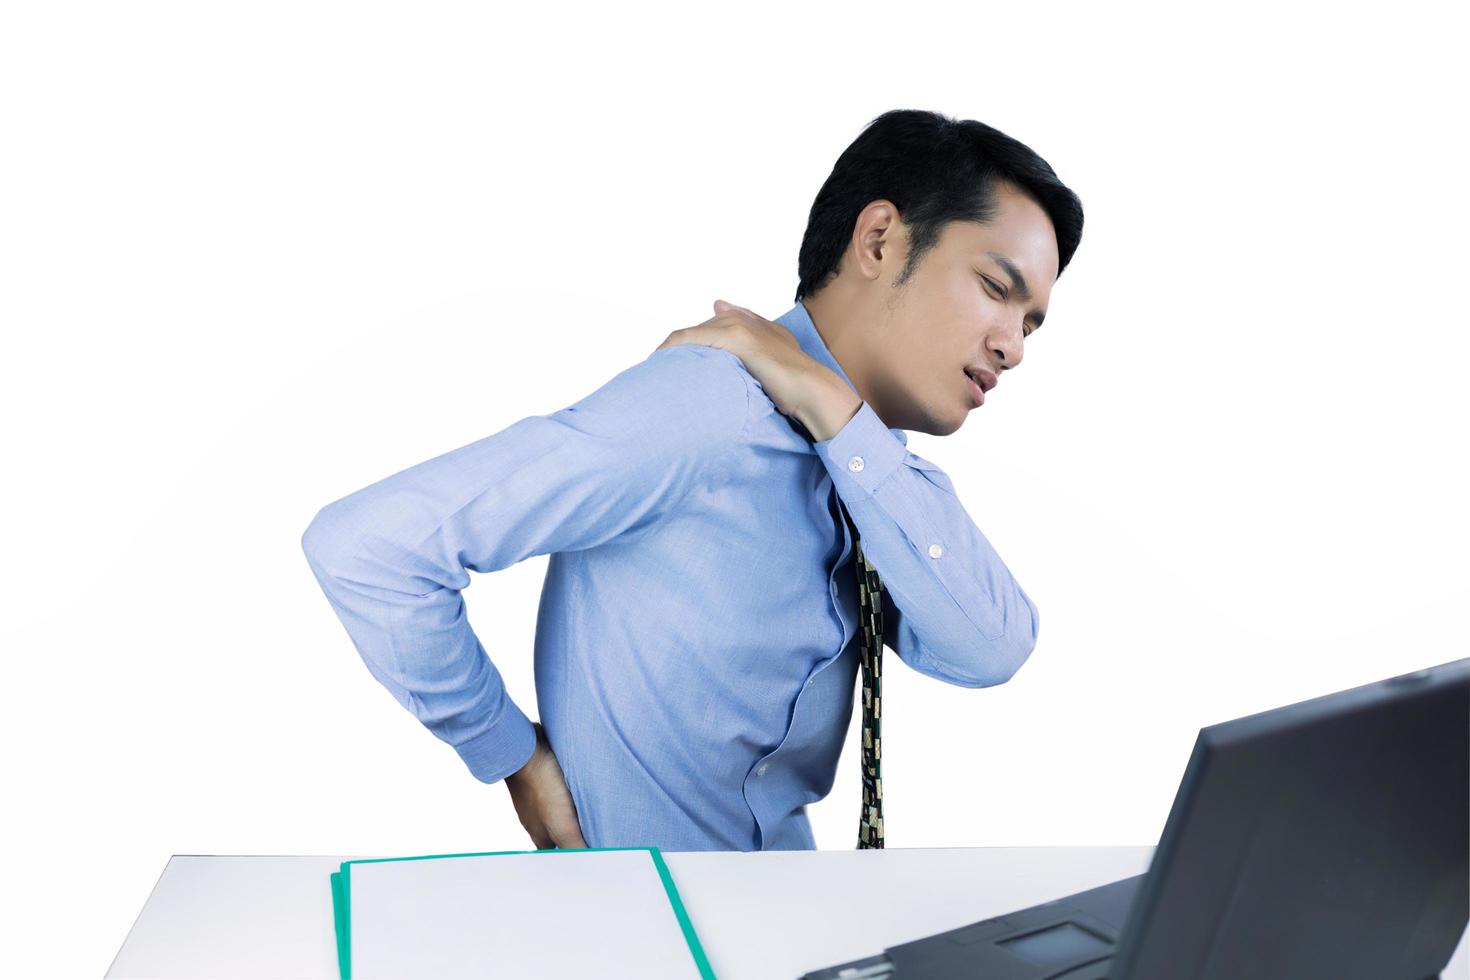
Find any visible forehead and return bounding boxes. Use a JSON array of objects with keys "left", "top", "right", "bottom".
[{"left": 941, "top": 186, "right": 1059, "bottom": 286}]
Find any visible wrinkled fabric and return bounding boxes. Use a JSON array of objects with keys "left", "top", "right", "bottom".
[{"left": 301, "top": 300, "right": 1039, "bottom": 851}]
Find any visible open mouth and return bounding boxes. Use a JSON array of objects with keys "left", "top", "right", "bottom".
[{"left": 964, "top": 368, "right": 986, "bottom": 406}]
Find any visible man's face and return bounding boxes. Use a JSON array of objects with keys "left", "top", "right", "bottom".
[{"left": 862, "top": 181, "right": 1058, "bottom": 435}]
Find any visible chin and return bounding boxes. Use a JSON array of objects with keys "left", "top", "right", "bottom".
[
  {"left": 913, "top": 408, "right": 965, "bottom": 438},
  {"left": 887, "top": 387, "right": 965, "bottom": 436}
]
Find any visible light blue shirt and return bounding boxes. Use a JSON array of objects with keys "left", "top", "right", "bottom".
[{"left": 301, "top": 299, "right": 1039, "bottom": 851}]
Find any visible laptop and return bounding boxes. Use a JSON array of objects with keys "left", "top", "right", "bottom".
[{"left": 802, "top": 656, "right": 1470, "bottom": 980}]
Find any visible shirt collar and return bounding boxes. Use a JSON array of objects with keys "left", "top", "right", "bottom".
[{"left": 775, "top": 299, "right": 909, "bottom": 447}]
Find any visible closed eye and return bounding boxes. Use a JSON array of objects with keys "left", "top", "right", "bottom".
[{"left": 980, "top": 274, "right": 1036, "bottom": 338}]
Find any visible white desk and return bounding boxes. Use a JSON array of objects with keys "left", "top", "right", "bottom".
[{"left": 107, "top": 847, "right": 1469, "bottom": 979}]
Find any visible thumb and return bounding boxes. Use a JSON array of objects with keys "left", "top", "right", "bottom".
[{"left": 713, "top": 298, "right": 740, "bottom": 313}]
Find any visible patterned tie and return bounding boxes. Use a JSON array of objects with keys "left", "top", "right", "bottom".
[{"left": 839, "top": 500, "right": 885, "bottom": 849}]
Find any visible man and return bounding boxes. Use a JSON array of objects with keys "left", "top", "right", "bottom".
[{"left": 301, "top": 108, "right": 1083, "bottom": 852}]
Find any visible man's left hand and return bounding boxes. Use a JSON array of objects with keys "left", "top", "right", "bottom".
[{"left": 653, "top": 299, "right": 862, "bottom": 441}]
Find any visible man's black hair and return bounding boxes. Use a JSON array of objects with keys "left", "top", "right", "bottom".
[{"left": 795, "top": 108, "right": 1084, "bottom": 302}]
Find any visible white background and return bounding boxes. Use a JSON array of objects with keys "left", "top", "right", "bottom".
[{"left": 3, "top": 1, "right": 1466, "bottom": 976}]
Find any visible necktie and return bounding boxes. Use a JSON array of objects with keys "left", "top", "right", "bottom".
[{"left": 839, "top": 500, "right": 885, "bottom": 849}]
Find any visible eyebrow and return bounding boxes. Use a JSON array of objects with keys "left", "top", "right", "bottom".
[{"left": 986, "top": 251, "right": 1047, "bottom": 329}]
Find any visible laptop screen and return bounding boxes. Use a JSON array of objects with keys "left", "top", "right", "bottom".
[{"left": 1108, "top": 657, "right": 1470, "bottom": 980}]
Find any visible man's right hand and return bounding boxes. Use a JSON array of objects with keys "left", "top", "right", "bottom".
[{"left": 504, "top": 721, "right": 589, "bottom": 850}]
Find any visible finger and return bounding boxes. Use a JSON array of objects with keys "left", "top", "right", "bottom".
[
  {"left": 714, "top": 299, "right": 755, "bottom": 318},
  {"left": 654, "top": 328, "right": 691, "bottom": 353},
  {"left": 522, "top": 818, "right": 551, "bottom": 850},
  {"left": 663, "top": 324, "right": 725, "bottom": 350},
  {"left": 548, "top": 811, "right": 589, "bottom": 849}
]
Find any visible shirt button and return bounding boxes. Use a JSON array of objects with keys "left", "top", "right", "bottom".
[
  {"left": 847, "top": 455, "right": 865, "bottom": 472},
  {"left": 928, "top": 543, "right": 944, "bottom": 558},
  {"left": 756, "top": 763, "right": 770, "bottom": 776}
]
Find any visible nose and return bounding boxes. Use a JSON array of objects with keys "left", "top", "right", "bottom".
[{"left": 990, "top": 322, "right": 1025, "bottom": 372}]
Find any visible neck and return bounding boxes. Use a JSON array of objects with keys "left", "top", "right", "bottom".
[{"left": 802, "top": 288, "right": 892, "bottom": 426}]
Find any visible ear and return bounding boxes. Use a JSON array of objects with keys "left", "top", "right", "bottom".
[{"left": 851, "top": 200, "right": 901, "bottom": 282}]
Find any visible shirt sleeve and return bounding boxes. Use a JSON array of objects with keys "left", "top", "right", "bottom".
[
  {"left": 300, "top": 344, "right": 753, "bottom": 784},
  {"left": 813, "top": 399, "right": 1039, "bottom": 688}
]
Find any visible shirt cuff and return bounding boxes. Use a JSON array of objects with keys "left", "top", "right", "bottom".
[
  {"left": 813, "top": 399, "right": 909, "bottom": 499},
  {"left": 452, "top": 696, "right": 539, "bottom": 784}
]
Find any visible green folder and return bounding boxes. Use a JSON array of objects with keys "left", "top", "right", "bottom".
[{"left": 329, "top": 847, "right": 715, "bottom": 979}]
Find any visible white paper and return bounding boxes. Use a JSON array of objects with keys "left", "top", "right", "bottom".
[{"left": 347, "top": 849, "right": 705, "bottom": 979}]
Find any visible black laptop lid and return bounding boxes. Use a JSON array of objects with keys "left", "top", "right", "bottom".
[{"left": 1109, "top": 656, "right": 1470, "bottom": 980}]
